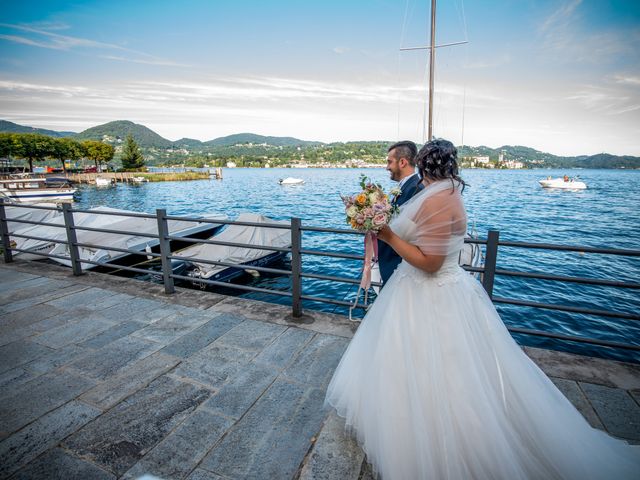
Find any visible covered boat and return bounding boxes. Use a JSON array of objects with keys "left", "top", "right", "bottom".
[
  {"left": 6, "top": 206, "right": 226, "bottom": 269},
  {"left": 175, "top": 213, "right": 291, "bottom": 283}
]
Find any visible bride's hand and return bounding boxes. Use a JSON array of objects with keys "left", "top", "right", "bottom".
[{"left": 376, "top": 225, "right": 394, "bottom": 243}]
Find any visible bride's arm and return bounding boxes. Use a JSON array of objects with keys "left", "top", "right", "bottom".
[{"left": 376, "top": 218, "right": 448, "bottom": 274}]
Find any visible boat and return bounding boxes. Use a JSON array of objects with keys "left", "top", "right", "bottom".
[
  {"left": 278, "top": 177, "right": 305, "bottom": 185},
  {"left": 95, "top": 177, "right": 114, "bottom": 187},
  {"left": 5, "top": 205, "right": 226, "bottom": 269},
  {"left": 132, "top": 176, "right": 148, "bottom": 183},
  {"left": 0, "top": 177, "right": 76, "bottom": 203},
  {"left": 172, "top": 213, "right": 291, "bottom": 285},
  {"left": 538, "top": 177, "right": 587, "bottom": 190},
  {"left": 48, "top": 211, "right": 227, "bottom": 271}
]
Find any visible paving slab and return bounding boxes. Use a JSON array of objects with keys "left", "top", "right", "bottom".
[
  {"left": 0, "top": 370, "right": 95, "bottom": 436},
  {"left": 0, "top": 277, "right": 74, "bottom": 305},
  {"left": 64, "top": 375, "right": 212, "bottom": 477},
  {"left": 80, "top": 352, "right": 182, "bottom": 410},
  {"left": 79, "top": 319, "right": 147, "bottom": 349},
  {"left": 172, "top": 342, "right": 256, "bottom": 389},
  {"left": 28, "top": 306, "right": 97, "bottom": 333},
  {"left": 0, "top": 270, "right": 39, "bottom": 286},
  {"left": 550, "top": 377, "right": 604, "bottom": 430},
  {"left": 215, "top": 318, "right": 287, "bottom": 353},
  {"left": 210, "top": 296, "right": 356, "bottom": 339},
  {"left": 122, "top": 409, "right": 232, "bottom": 480},
  {"left": 186, "top": 469, "right": 226, "bottom": 480},
  {"left": 66, "top": 335, "right": 163, "bottom": 381},
  {"left": 24, "top": 343, "right": 91, "bottom": 375},
  {"left": 202, "top": 361, "right": 279, "bottom": 419},
  {"left": 283, "top": 334, "right": 349, "bottom": 389},
  {"left": 32, "top": 314, "right": 114, "bottom": 348},
  {"left": 201, "top": 377, "right": 327, "bottom": 480},
  {"left": 580, "top": 382, "right": 640, "bottom": 441},
  {"left": 0, "top": 282, "right": 89, "bottom": 314},
  {"left": 160, "top": 313, "right": 245, "bottom": 359},
  {"left": 45, "top": 287, "right": 132, "bottom": 311},
  {"left": 298, "top": 412, "right": 365, "bottom": 480},
  {"left": 524, "top": 346, "right": 640, "bottom": 390},
  {"left": 0, "top": 338, "right": 53, "bottom": 374},
  {"left": 254, "top": 327, "right": 315, "bottom": 369},
  {"left": 109, "top": 299, "right": 195, "bottom": 325},
  {"left": 131, "top": 313, "right": 210, "bottom": 345},
  {"left": 0, "top": 302, "right": 64, "bottom": 333},
  {"left": 11, "top": 447, "right": 116, "bottom": 480},
  {"left": 0, "top": 366, "right": 40, "bottom": 393},
  {"left": 0, "top": 401, "right": 101, "bottom": 478}
]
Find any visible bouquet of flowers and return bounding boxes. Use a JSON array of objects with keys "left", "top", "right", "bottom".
[
  {"left": 341, "top": 175, "right": 400, "bottom": 319},
  {"left": 341, "top": 175, "right": 399, "bottom": 232}
]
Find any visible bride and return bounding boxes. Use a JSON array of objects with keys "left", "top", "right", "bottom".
[{"left": 325, "top": 139, "right": 639, "bottom": 479}]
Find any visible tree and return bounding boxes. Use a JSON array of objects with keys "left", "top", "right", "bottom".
[
  {"left": 50, "top": 138, "right": 84, "bottom": 173},
  {"left": 12, "top": 134, "right": 54, "bottom": 172},
  {"left": 83, "top": 140, "right": 115, "bottom": 171},
  {"left": 121, "top": 134, "right": 145, "bottom": 170}
]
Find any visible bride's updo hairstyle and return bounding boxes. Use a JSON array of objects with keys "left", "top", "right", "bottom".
[{"left": 416, "top": 138, "right": 466, "bottom": 192}]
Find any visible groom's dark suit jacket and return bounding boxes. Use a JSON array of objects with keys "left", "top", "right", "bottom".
[{"left": 378, "top": 173, "right": 424, "bottom": 286}]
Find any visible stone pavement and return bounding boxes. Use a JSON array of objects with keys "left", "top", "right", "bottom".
[{"left": 0, "top": 261, "right": 639, "bottom": 480}]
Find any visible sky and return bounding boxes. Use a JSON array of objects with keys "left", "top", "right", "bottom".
[{"left": 0, "top": 0, "right": 639, "bottom": 156}]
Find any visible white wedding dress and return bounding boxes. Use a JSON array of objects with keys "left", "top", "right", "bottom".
[{"left": 325, "top": 180, "right": 639, "bottom": 479}]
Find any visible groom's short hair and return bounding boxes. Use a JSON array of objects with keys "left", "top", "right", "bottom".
[{"left": 388, "top": 141, "right": 417, "bottom": 167}]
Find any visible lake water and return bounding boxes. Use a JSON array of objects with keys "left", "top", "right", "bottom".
[{"left": 73, "top": 168, "right": 640, "bottom": 362}]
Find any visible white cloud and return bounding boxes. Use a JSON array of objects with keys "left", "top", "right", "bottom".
[
  {"left": 0, "top": 23, "right": 187, "bottom": 67},
  {"left": 333, "top": 46, "right": 349, "bottom": 54}
]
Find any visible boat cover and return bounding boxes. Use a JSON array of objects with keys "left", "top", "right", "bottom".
[{"left": 176, "top": 213, "right": 291, "bottom": 279}]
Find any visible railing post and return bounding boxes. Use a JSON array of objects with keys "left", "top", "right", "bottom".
[
  {"left": 62, "top": 203, "right": 82, "bottom": 276},
  {"left": 156, "top": 208, "right": 175, "bottom": 294},
  {"left": 290, "top": 217, "right": 303, "bottom": 318},
  {"left": 482, "top": 230, "right": 500, "bottom": 298},
  {"left": 0, "top": 199, "right": 13, "bottom": 263}
]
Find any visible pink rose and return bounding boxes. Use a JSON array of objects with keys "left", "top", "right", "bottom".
[{"left": 373, "top": 213, "right": 388, "bottom": 227}]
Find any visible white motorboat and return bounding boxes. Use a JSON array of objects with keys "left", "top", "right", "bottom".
[
  {"left": 174, "top": 213, "right": 291, "bottom": 283},
  {"left": 538, "top": 177, "right": 587, "bottom": 190},
  {"left": 278, "top": 177, "right": 305, "bottom": 185},
  {"left": 0, "top": 177, "right": 76, "bottom": 203},
  {"left": 132, "top": 176, "right": 148, "bottom": 183},
  {"left": 95, "top": 177, "right": 114, "bottom": 187}
]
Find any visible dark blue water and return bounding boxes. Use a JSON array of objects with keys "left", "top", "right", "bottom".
[{"left": 73, "top": 168, "right": 640, "bottom": 362}]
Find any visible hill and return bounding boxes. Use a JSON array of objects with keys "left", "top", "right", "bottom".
[
  {"left": 0, "top": 120, "right": 75, "bottom": 137},
  {"left": 75, "top": 120, "right": 174, "bottom": 148},
  {"left": 205, "top": 132, "right": 321, "bottom": 147}
]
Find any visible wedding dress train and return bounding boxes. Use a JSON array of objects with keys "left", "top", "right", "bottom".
[{"left": 325, "top": 181, "right": 639, "bottom": 479}]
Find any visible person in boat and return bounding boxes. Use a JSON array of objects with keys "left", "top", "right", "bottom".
[
  {"left": 377, "top": 140, "right": 424, "bottom": 287},
  {"left": 563, "top": 174, "right": 569, "bottom": 182}
]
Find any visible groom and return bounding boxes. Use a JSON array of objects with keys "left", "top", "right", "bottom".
[{"left": 377, "top": 140, "right": 424, "bottom": 286}]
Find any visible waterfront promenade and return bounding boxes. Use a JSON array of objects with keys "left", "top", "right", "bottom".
[{"left": 1, "top": 261, "right": 639, "bottom": 480}]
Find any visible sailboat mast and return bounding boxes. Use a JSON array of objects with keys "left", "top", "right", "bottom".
[{"left": 427, "top": 0, "right": 436, "bottom": 141}]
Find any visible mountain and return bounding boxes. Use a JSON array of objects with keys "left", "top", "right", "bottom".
[
  {"left": 205, "top": 132, "right": 321, "bottom": 147},
  {"left": 0, "top": 120, "right": 75, "bottom": 137},
  {"left": 75, "top": 120, "right": 174, "bottom": 148},
  {"left": 173, "top": 138, "right": 204, "bottom": 148}
]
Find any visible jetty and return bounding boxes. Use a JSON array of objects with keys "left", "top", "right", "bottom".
[{"left": 1, "top": 260, "right": 639, "bottom": 479}]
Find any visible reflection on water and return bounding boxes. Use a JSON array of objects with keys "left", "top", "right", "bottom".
[{"left": 73, "top": 168, "right": 640, "bottom": 362}]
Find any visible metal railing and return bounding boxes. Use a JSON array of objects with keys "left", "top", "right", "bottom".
[{"left": 0, "top": 200, "right": 638, "bottom": 353}]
